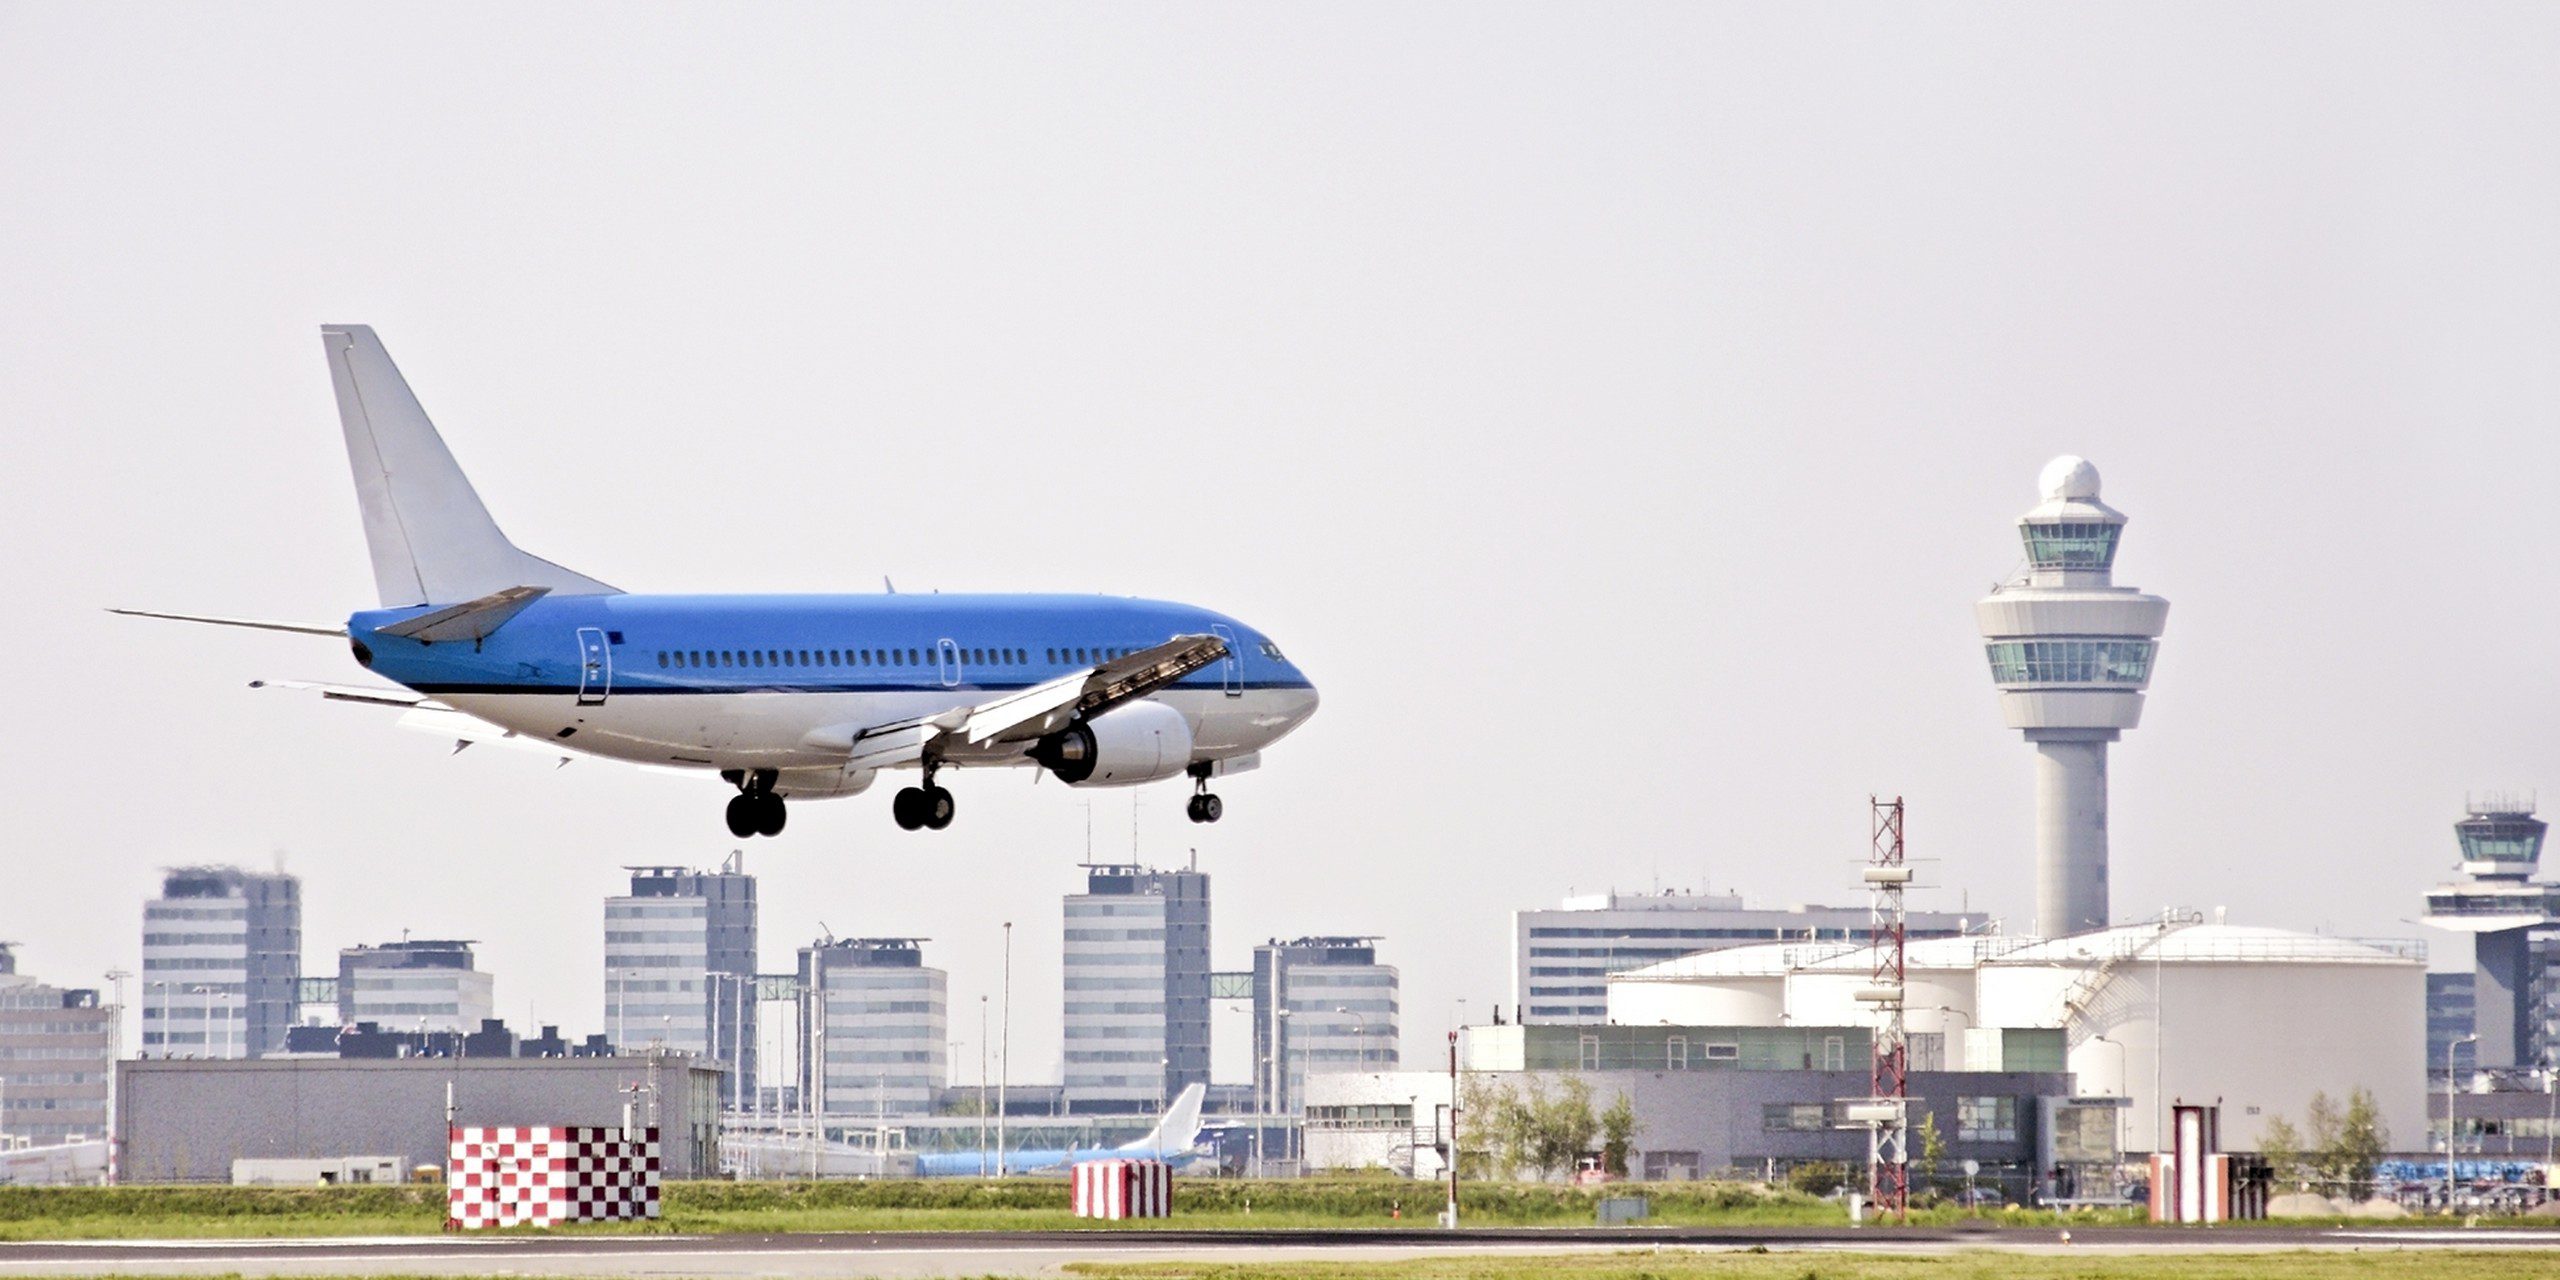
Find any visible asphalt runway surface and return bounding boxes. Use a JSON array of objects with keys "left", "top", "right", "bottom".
[{"left": 4, "top": 1226, "right": 2559, "bottom": 1278}]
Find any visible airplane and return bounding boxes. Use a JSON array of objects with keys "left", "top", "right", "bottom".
[
  {"left": 914, "top": 1083, "right": 1208, "bottom": 1177},
  {"left": 118, "top": 326, "right": 1319, "bottom": 837}
]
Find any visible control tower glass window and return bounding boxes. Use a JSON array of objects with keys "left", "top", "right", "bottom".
[
  {"left": 1983, "top": 639, "right": 2156, "bottom": 685},
  {"left": 2020, "top": 522, "right": 2120, "bottom": 571},
  {"left": 2457, "top": 817, "right": 2547, "bottom": 867}
]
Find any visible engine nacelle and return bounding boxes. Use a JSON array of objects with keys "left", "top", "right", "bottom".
[
  {"left": 772, "top": 765, "right": 879, "bottom": 799},
  {"left": 1033, "top": 701, "right": 1194, "bottom": 788}
]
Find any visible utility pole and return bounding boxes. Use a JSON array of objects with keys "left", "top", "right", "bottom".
[
  {"left": 1442, "top": 1030, "right": 1460, "bottom": 1228},
  {"left": 997, "top": 921, "right": 1011, "bottom": 1178}
]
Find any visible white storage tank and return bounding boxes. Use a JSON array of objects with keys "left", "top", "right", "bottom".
[{"left": 1605, "top": 941, "right": 1853, "bottom": 1027}]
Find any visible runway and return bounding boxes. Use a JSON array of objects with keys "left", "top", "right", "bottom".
[{"left": 3, "top": 1226, "right": 2558, "bottom": 1278}]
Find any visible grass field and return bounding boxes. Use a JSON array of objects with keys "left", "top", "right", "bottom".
[{"left": 1060, "top": 1253, "right": 2560, "bottom": 1280}]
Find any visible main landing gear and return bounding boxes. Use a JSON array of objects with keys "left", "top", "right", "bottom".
[
  {"left": 1185, "top": 764, "right": 1223, "bottom": 824},
  {"left": 723, "top": 769, "right": 787, "bottom": 839},
  {"left": 893, "top": 761, "right": 956, "bottom": 832}
]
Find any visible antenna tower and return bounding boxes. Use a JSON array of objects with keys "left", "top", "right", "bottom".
[{"left": 1865, "top": 796, "right": 1911, "bottom": 1219}]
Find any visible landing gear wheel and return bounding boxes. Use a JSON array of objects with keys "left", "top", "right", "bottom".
[
  {"left": 922, "top": 786, "right": 955, "bottom": 830},
  {"left": 892, "top": 787, "right": 927, "bottom": 831},
  {"left": 725, "top": 794, "right": 759, "bottom": 838},
  {"left": 754, "top": 792, "right": 788, "bottom": 837},
  {"left": 1187, "top": 793, "right": 1223, "bottom": 824}
]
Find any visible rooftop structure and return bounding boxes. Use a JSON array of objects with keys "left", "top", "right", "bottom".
[
  {"left": 1975, "top": 456, "right": 2171, "bottom": 936},
  {"left": 1512, "top": 889, "right": 1969, "bottom": 1024}
]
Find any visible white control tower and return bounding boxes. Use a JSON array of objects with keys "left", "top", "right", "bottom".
[{"left": 1976, "top": 457, "right": 2170, "bottom": 937}]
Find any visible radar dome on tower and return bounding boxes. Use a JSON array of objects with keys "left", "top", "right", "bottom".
[{"left": 2039, "top": 455, "right": 2102, "bottom": 501}]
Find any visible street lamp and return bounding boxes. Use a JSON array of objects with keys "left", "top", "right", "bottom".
[
  {"left": 2448, "top": 1033, "right": 2479, "bottom": 1211},
  {"left": 1338, "top": 1006, "right": 1368, "bottom": 1073}
]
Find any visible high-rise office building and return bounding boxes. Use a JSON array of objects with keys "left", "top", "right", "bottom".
[
  {"left": 603, "top": 857, "right": 756, "bottom": 1096},
  {"left": 1062, "top": 864, "right": 1209, "bottom": 1113},
  {"left": 798, "top": 938, "right": 947, "bottom": 1119},
  {"left": 336, "top": 940, "right": 495, "bottom": 1034},
  {"left": 1253, "top": 936, "right": 1399, "bottom": 1115},
  {"left": 1512, "top": 890, "right": 1970, "bottom": 1024},
  {"left": 1975, "top": 455, "right": 2172, "bottom": 937},
  {"left": 0, "top": 944, "right": 113, "bottom": 1145},
  {"left": 140, "top": 866, "right": 300, "bottom": 1058}
]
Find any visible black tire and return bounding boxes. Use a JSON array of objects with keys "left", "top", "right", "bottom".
[
  {"left": 726, "top": 794, "right": 759, "bottom": 838},
  {"left": 892, "top": 787, "right": 925, "bottom": 831},
  {"left": 1198, "top": 793, "right": 1223, "bottom": 823},
  {"left": 923, "top": 786, "right": 955, "bottom": 830},
  {"left": 755, "top": 793, "right": 788, "bottom": 837},
  {"left": 1185, "top": 795, "right": 1205, "bottom": 823}
]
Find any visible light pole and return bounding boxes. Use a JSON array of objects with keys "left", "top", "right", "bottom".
[
  {"left": 997, "top": 921, "right": 1011, "bottom": 1178},
  {"left": 189, "top": 986, "right": 212, "bottom": 1059},
  {"left": 1339, "top": 1007, "right": 1368, "bottom": 1074},
  {"left": 145, "top": 981, "right": 168, "bottom": 1058},
  {"left": 2448, "top": 1033, "right": 2478, "bottom": 1211}
]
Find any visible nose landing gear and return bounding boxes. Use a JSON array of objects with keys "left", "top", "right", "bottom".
[{"left": 722, "top": 769, "right": 787, "bottom": 838}]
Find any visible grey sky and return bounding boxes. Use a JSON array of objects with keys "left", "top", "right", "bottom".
[{"left": 3, "top": 4, "right": 2555, "bottom": 1083}]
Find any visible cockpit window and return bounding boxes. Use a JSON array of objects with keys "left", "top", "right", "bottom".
[{"left": 1259, "top": 640, "right": 1286, "bottom": 661}]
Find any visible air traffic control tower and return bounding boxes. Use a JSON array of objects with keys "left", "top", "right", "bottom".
[
  {"left": 1976, "top": 457, "right": 2170, "bottom": 937},
  {"left": 2423, "top": 797, "right": 2559, "bottom": 1070}
]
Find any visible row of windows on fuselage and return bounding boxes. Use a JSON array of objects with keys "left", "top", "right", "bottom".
[{"left": 652, "top": 644, "right": 1155, "bottom": 673}]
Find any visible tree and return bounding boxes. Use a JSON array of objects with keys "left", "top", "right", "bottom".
[
  {"left": 1599, "top": 1089, "right": 1641, "bottom": 1178},
  {"left": 1459, "top": 1074, "right": 1601, "bottom": 1181},
  {"left": 2259, "top": 1114, "right": 2305, "bottom": 1190},
  {"left": 2331, "top": 1088, "right": 2389, "bottom": 1201},
  {"left": 1913, "top": 1110, "right": 1947, "bottom": 1192}
]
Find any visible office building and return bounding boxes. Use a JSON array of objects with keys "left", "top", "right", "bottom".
[
  {"left": 799, "top": 938, "right": 947, "bottom": 1119},
  {"left": 2428, "top": 973, "right": 2478, "bottom": 1077},
  {"left": 1252, "top": 937, "right": 1400, "bottom": 1114},
  {"left": 335, "top": 940, "right": 494, "bottom": 1035},
  {"left": 1974, "top": 455, "right": 2172, "bottom": 936},
  {"left": 603, "top": 857, "right": 756, "bottom": 1099},
  {"left": 0, "top": 944, "right": 114, "bottom": 1146},
  {"left": 1512, "top": 889, "right": 1969, "bottom": 1024},
  {"left": 2421, "top": 796, "right": 2560, "bottom": 1071},
  {"left": 1062, "top": 864, "right": 1209, "bottom": 1113},
  {"left": 140, "top": 866, "right": 301, "bottom": 1058}
]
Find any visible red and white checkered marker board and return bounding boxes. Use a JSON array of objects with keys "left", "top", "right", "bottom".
[
  {"left": 1071, "top": 1158, "right": 1171, "bottom": 1219},
  {"left": 447, "top": 1126, "right": 661, "bottom": 1229}
]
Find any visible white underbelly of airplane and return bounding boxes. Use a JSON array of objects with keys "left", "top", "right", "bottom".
[{"left": 434, "top": 686, "right": 1316, "bottom": 784}]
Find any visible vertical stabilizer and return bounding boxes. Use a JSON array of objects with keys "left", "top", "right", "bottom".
[
  {"left": 322, "top": 325, "right": 618, "bottom": 608},
  {"left": 1123, "top": 1083, "right": 1207, "bottom": 1157}
]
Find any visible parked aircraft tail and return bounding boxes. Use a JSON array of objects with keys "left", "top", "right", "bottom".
[
  {"left": 321, "top": 325, "right": 617, "bottom": 608},
  {"left": 1124, "top": 1083, "right": 1207, "bottom": 1157}
]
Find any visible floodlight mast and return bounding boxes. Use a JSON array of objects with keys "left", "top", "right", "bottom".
[{"left": 1866, "top": 796, "right": 1910, "bottom": 1221}]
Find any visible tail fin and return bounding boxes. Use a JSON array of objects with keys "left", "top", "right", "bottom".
[
  {"left": 322, "top": 325, "right": 617, "bottom": 608},
  {"left": 1123, "top": 1083, "right": 1207, "bottom": 1157}
]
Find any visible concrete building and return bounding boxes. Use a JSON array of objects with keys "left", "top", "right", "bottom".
[
  {"left": 117, "top": 1054, "right": 722, "bottom": 1182},
  {"left": 0, "top": 945, "right": 113, "bottom": 1147},
  {"left": 1307, "top": 1026, "right": 2083, "bottom": 1195},
  {"left": 1062, "top": 864, "right": 1209, "bottom": 1113},
  {"left": 336, "top": 940, "right": 494, "bottom": 1035},
  {"left": 2429, "top": 973, "right": 2479, "bottom": 1076},
  {"left": 799, "top": 938, "right": 947, "bottom": 1120},
  {"left": 603, "top": 858, "right": 756, "bottom": 1100},
  {"left": 2421, "top": 797, "right": 2560, "bottom": 1072},
  {"left": 140, "top": 866, "right": 300, "bottom": 1059},
  {"left": 1513, "top": 889, "right": 1969, "bottom": 1024},
  {"left": 1609, "top": 918, "right": 2427, "bottom": 1154},
  {"left": 1975, "top": 456, "right": 2171, "bottom": 937},
  {"left": 1253, "top": 937, "right": 1400, "bottom": 1115}
]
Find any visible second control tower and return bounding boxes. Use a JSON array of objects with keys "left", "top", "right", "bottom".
[
  {"left": 1976, "top": 457, "right": 2171, "bottom": 937},
  {"left": 2422, "top": 797, "right": 2558, "bottom": 1070}
]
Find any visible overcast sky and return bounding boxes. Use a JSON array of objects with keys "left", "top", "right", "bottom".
[{"left": 4, "top": 4, "right": 2556, "bottom": 1084}]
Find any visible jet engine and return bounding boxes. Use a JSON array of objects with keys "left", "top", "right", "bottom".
[{"left": 1032, "top": 701, "right": 1194, "bottom": 787}]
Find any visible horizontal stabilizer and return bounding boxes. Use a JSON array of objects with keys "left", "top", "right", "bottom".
[
  {"left": 248, "top": 678, "right": 438, "bottom": 709},
  {"left": 375, "top": 585, "right": 550, "bottom": 643},
  {"left": 110, "top": 608, "right": 343, "bottom": 637}
]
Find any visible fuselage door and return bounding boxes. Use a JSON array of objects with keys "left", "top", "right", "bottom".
[
  {"left": 575, "top": 627, "right": 611, "bottom": 705},
  {"left": 1209, "top": 624, "right": 1241, "bottom": 698},
  {"left": 937, "top": 638, "right": 962, "bottom": 689}
]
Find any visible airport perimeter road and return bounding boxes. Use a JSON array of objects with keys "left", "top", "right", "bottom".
[{"left": 3, "top": 1227, "right": 2560, "bottom": 1278}]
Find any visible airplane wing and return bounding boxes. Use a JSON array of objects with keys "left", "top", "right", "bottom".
[
  {"left": 803, "top": 634, "right": 1229, "bottom": 765},
  {"left": 248, "top": 679, "right": 578, "bottom": 764},
  {"left": 110, "top": 608, "right": 344, "bottom": 637}
]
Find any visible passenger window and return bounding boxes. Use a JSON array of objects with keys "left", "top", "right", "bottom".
[
  {"left": 751, "top": 651, "right": 763, "bottom": 668},
  {"left": 722, "top": 652, "right": 733, "bottom": 667},
  {"left": 657, "top": 652, "right": 667, "bottom": 668},
  {"left": 862, "top": 650, "right": 873, "bottom": 666},
  {"left": 799, "top": 650, "right": 810, "bottom": 666},
  {"left": 891, "top": 649, "right": 902, "bottom": 667},
  {"left": 908, "top": 648, "right": 920, "bottom": 665}
]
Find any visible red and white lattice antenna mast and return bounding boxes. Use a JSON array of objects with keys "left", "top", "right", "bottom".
[{"left": 1865, "top": 795, "right": 1911, "bottom": 1220}]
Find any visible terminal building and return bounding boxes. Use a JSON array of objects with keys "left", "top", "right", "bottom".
[
  {"left": 139, "top": 866, "right": 300, "bottom": 1058},
  {"left": 335, "top": 939, "right": 494, "bottom": 1035},
  {"left": 799, "top": 937, "right": 948, "bottom": 1119},
  {"left": 1062, "top": 864, "right": 1210, "bottom": 1113},
  {"left": 603, "top": 858, "right": 757, "bottom": 1097},
  {"left": 1512, "top": 889, "right": 1968, "bottom": 1024}
]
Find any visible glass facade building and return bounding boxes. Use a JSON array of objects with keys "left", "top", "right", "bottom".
[
  {"left": 1252, "top": 937, "right": 1399, "bottom": 1114},
  {"left": 0, "top": 945, "right": 113, "bottom": 1144},
  {"left": 336, "top": 940, "right": 494, "bottom": 1034},
  {"left": 799, "top": 938, "right": 947, "bottom": 1119},
  {"left": 1062, "top": 864, "right": 1209, "bottom": 1113},
  {"left": 603, "top": 861, "right": 756, "bottom": 1101},
  {"left": 140, "top": 866, "right": 300, "bottom": 1058}
]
